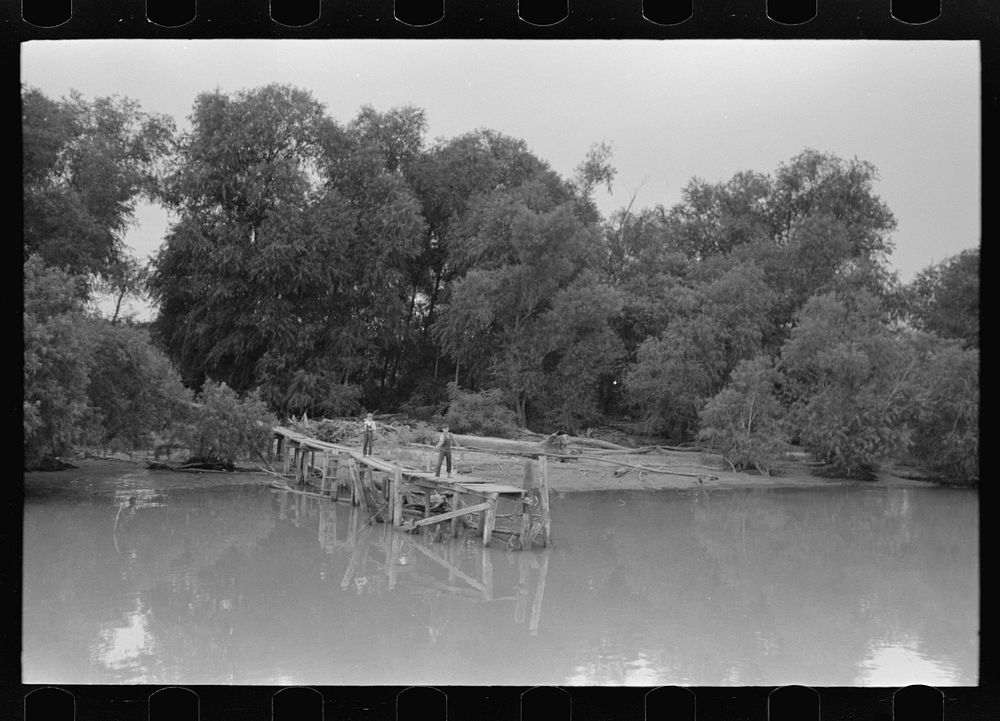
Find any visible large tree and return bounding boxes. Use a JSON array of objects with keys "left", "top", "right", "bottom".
[
  {"left": 622, "top": 262, "right": 776, "bottom": 438},
  {"left": 430, "top": 142, "right": 619, "bottom": 428},
  {"left": 654, "top": 149, "right": 899, "bottom": 352},
  {"left": 22, "top": 86, "right": 173, "bottom": 281},
  {"left": 149, "top": 85, "right": 426, "bottom": 414}
]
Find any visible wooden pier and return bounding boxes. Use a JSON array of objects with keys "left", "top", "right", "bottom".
[{"left": 270, "top": 426, "right": 552, "bottom": 549}]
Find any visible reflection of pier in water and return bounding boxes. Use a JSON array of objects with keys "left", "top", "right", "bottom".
[{"left": 276, "top": 491, "right": 549, "bottom": 635}]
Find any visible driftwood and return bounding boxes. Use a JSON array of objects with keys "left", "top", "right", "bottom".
[
  {"left": 147, "top": 461, "right": 239, "bottom": 473},
  {"left": 577, "top": 453, "right": 718, "bottom": 480},
  {"left": 451, "top": 434, "right": 549, "bottom": 456}
]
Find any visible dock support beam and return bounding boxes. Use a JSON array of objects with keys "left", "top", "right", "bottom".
[
  {"left": 539, "top": 454, "right": 551, "bottom": 547},
  {"left": 482, "top": 493, "right": 498, "bottom": 547},
  {"left": 391, "top": 465, "right": 403, "bottom": 527}
]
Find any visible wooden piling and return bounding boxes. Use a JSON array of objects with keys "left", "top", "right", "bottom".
[
  {"left": 319, "top": 452, "right": 331, "bottom": 496},
  {"left": 347, "top": 458, "right": 363, "bottom": 508},
  {"left": 482, "top": 493, "right": 498, "bottom": 547},
  {"left": 538, "top": 454, "right": 552, "bottom": 547},
  {"left": 391, "top": 465, "right": 403, "bottom": 527},
  {"left": 518, "top": 460, "right": 535, "bottom": 549}
]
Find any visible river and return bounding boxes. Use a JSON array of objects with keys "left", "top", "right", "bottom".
[{"left": 22, "top": 465, "right": 978, "bottom": 686}]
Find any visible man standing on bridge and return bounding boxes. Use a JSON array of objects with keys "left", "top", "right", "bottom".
[
  {"left": 362, "top": 413, "right": 377, "bottom": 456},
  {"left": 434, "top": 425, "right": 455, "bottom": 477}
]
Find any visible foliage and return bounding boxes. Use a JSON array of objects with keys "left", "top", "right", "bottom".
[
  {"left": 23, "top": 257, "right": 100, "bottom": 466},
  {"left": 149, "top": 85, "right": 426, "bottom": 412},
  {"left": 178, "top": 381, "right": 277, "bottom": 466},
  {"left": 85, "top": 322, "right": 192, "bottom": 451},
  {"left": 651, "top": 149, "right": 898, "bottom": 353},
  {"left": 399, "top": 378, "right": 450, "bottom": 421},
  {"left": 526, "top": 274, "right": 626, "bottom": 431},
  {"left": 432, "top": 157, "right": 610, "bottom": 426},
  {"left": 443, "top": 383, "right": 520, "bottom": 438},
  {"left": 24, "top": 256, "right": 191, "bottom": 467},
  {"left": 698, "top": 357, "right": 789, "bottom": 474},
  {"left": 22, "top": 86, "right": 174, "bottom": 280},
  {"left": 24, "top": 84, "right": 974, "bottom": 483},
  {"left": 903, "top": 341, "right": 979, "bottom": 482},
  {"left": 622, "top": 263, "right": 775, "bottom": 439},
  {"left": 901, "top": 248, "right": 979, "bottom": 349},
  {"left": 779, "top": 292, "right": 914, "bottom": 477},
  {"left": 273, "top": 370, "right": 362, "bottom": 420},
  {"left": 90, "top": 255, "right": 151, "bottom": 324}
]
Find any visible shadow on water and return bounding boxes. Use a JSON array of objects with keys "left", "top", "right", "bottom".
[{"left": 22, "top": 475, "right": 977, "bottom": 686}]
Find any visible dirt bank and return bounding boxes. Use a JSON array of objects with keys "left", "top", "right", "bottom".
[
  {"left": 24, "top": 444, "right": 939, "bottom": 496},
  {"left": 382, "top": 443, "right": 938, "bottom": 493}
]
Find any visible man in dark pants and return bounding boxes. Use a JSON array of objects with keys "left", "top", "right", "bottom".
[
  {"left": 434, "top": 425, "right": 454, "bottom": 477},
  {"left": 362, "top": 413, "right": 376, "bottom": 456}
]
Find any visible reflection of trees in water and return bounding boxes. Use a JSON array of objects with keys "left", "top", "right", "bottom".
[
  {"left": 24, "top": 484, "right": 976, "bottom": 685},
  {"left": 542, "top": 487, "right": 976, "bottom": 685},
  {"left": 24, "top": 486, "right": 277, "bottom": 683}
]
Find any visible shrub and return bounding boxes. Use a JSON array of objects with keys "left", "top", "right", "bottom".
[
  {"left": 179, "top": 381, "right": 277, "bottom": 466},
  {"left": 698, "top": 357, "right": 788, "bottom": 474},
  {"left": 23, "top": 257, "right": 100, "bottom": 467},
  {"left": 444, "top": 383, "right": 519, "bottom": 438},
  {"left": 399, "top": 378, "right": 450, "bottom": 421},
  {"left": 279, "top": 369, "right": 362, "bottom": 418},
  {"left": 904, "top": 342, "right": 979, "bottom": 483},
  {"left": 779, "top": 292, "right": 914, "bottom": 478},
  {"left": 86, "top": 321, "right": 192, "bottom": 451}
]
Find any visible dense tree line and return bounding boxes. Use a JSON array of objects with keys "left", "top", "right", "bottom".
[{"left": 23, "top": 84, "right": 979, "bottom": 482}]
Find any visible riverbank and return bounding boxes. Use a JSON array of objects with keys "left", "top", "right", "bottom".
[
  {"left": 437, "top": 446, "right": 938, "bottom": 493},
  {"left": 23, "top": 446, "right": 940, "bottom": 497}
]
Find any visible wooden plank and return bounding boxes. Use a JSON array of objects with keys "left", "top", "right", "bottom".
[
  {"left": 405, "top": 478, "right": 496, "bottom": 501},
  {"left": 402, "top": 501, "right": 492, "bottom": 530},
  {"left": 456, "top": 482, "right": 527, "bottom": 495}
]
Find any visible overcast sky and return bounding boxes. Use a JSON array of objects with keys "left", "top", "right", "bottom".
[{"left": 22, "top": 39, "right": 980, "bottom": 286}]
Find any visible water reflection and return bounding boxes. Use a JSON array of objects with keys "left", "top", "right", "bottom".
[
  {"left": 23, "top": 479, "right": 977, "bottom": 686},
  {"left": 91, "top": 596, "right": 156, "bottom": 681}
]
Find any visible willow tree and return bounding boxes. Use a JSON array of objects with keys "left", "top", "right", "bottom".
[
  {"left": 431, "top": 142, "right": 621, "bottom": 430},
  {"left": 149, "top": 85, "right": 426, "bottom": 416}
]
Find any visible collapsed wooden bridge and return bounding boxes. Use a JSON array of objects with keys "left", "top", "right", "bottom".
[{"left": 269, "top": 426, "right": 552, "bottom": 549}]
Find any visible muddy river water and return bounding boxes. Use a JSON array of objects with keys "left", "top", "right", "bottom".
[{"left": 22, "top": 466, "right": 978, "bottom": 686}]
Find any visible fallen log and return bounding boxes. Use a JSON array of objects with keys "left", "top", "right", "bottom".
[
  {"left": 577, "top": 453, "right": 718, "bottom": 480},
  {"left": 584, "top": 446, "right": 657, "bottom": 456},
  {"left": 451, "top": 434, "right": 549, "bottom": 456}
]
